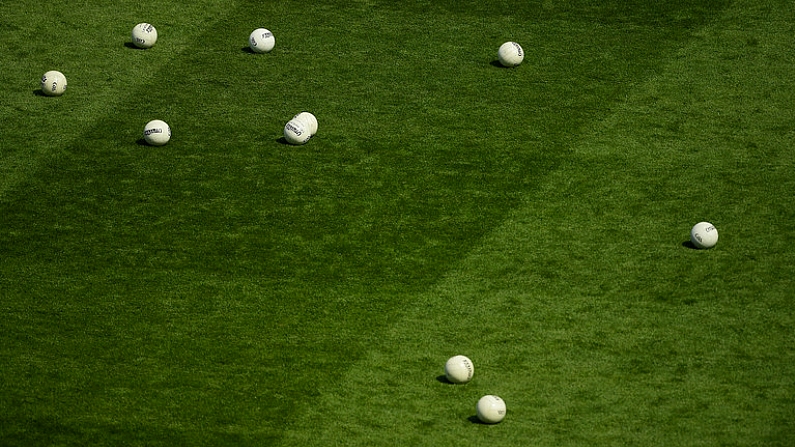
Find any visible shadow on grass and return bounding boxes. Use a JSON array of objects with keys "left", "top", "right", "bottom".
[
  {"left": 468, "top": 415, "right": 491, "bottom": 425},
  {"left": 276, "top": 136, "right": 295, "bottom": 145},
  {"left": 436, "top": 375, "right": 452, "bottom": 384},
  {"left": 136, "top": 138, "right": 150, "bottom": 146},
  {"left": 32, "top": 89, "right": 47, "bottom": 96},
  {"left": 242, "top": 46, "right": 275, "bottom": 54},
  {"left": 124, "top": 42, "right": 148, "bottom": 50},
  {"left": 490, "top": 60, "right": 516, "bottom": 68},
  {"left": 681, "top": 240, "right": 698, "bottom": 249}
]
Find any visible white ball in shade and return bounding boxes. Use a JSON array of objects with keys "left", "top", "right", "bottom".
[
  {"left": 132, "top": 23, "right": 158, "bottom": 49},
  {"left": 283, "top": 118, "right": 311, "bottom": 145},
  {"left": 498, "top": 41, "right": 524, "bottom": 67},
  {"left": 690, "top": 222, "right": 718, "bottom": 249},
  {"left": 444, "top": 355, "right": 474, "bottom": 384},
  {"left": 293, "top": 112, "right": 318, "bottom": 136},
  {"left": 249, "top": 28, "right": 275, "bottom": 53},
  {"left": 476, "top": 395, "right": 506, "bottom": 424},
  {"left": 41, "top": 70, "right": 67, "bottom": 96},
  {"left": 143, "top": 120, "right": 171, "bottom": 146}
]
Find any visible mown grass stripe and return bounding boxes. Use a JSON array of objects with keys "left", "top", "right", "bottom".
[{"left": 0, "top": 1, "right": 239, "bottom": 201}]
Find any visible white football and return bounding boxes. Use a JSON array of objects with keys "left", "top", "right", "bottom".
[
  {"left": 690, "top": 222, "right": 718, "bottom": 249},
  {"left": 284, "top": 118, "right": 311, "bottom": 145},
  {"left": 249, "top": 28, "right": 275, "bottom": 53},
  {"left": 476, "top": 395, "right": 506, "bottom": 424},
  {"left": 143, "top": 119, "right": 171, "bottom": 146},
  {"left": 41, "top": 70, "right": 67, "bottom": 96},
  {"left": 132, "top": 23, "right": 158, "bottom": 49},
  {"left": 498, "top": 41, "right": 524, "bottom": 67},
  {"left": 444, "top": 355, "right": 474, "bottom": 384},
  {"left": 293, "top": 112, "right": 318, "bottom": 136}
]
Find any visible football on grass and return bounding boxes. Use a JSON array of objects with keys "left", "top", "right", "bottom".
[
  {"left": 284, "top": 118, "right": 311, "bottom": 145},
  {"left": 690, "top": 222, "right": 718, "bottom": 249},
  {"left": 143, "top": 119, "right": 171, "bottom": 146},
  {"left": 249, "top": 28, "right": 275, "bottom": 53},
  {"left": 41, "top": 70, "right": 67, "bottom": 96},
  {"left": 444, "top": 355, "right": 474, "bottom": 384},
  {"left": 498, "top": 41, "right": 524, "bottom": 67},
  {"left": 476, "top": 395, "right": 506, "bottom": 424},
  {"left": 132, "top": 23, "right": 158, "bottom": 49}
]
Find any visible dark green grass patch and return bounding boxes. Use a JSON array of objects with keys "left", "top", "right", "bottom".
[{"left": 2, "top": 0, "right": 793, "bottom": 445}]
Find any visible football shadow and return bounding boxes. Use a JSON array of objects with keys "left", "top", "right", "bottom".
[
  {"left": 276, "top": 136, "right": 291, "bottom": 145},
  {"left": 468, "top": 415, "right": 489, "bottom": 425},
  {"left": 436, "top": 375, "right": 453, "bottom": 384},
  {"left": 491, "top": 59, "right": 520, "bottom": 68},
  {"left": 241, "top": 46, "right": 256, "bottom": 54},
  {"left": 436, "top": 374, "right": 455, "bottom": 385},
  {"left": 136, "top": 138, "right": 150, "bottom": 146},
  {"left": 32, "top": 89, "right": 47, "bottom": 96},
  {"left": 681, "top": 240, "right": 698, "bottom": 250},
  {"left": 124, "top": 42, "right": 145, "bottom": 50}
]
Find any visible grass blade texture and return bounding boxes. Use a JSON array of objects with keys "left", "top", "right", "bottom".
[{"left": 1, "top": 0, "right": 793, "bottom": 446}]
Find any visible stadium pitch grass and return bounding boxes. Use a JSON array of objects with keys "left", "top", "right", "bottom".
[{"left": 1, "top": 0, "right": 794, "bottom": 446}]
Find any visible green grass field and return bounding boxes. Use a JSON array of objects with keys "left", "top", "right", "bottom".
[{"left": 2, "top": 1, "right": 794, "bottom": 445}]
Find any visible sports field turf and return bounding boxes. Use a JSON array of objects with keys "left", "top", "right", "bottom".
[{"left": 1, "top": 1, "right": 794, "bottom": 445}]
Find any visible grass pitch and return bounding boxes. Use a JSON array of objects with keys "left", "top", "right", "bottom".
[{"left": 1, "top": 0, "right": 794, "bottom": 445}]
